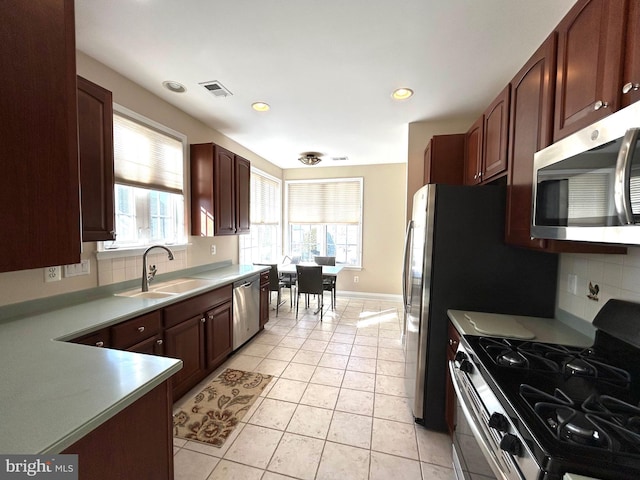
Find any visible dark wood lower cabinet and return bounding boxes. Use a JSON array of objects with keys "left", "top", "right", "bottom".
[
  {"left": 259, "top": 271, "right": 269, "bottom": 329},
  {"left": 205, "top": 302, "right": 233, "bottom": 370},
  {"left": 62, "top": 380, "right": 174, "bottom": 480},
  {"left": 164, "top": 315, "right": 205, "bottom": 399}
]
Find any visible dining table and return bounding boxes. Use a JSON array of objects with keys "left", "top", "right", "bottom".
[{"left": 278, "top": 263, "right": 344, "bottom": 312}]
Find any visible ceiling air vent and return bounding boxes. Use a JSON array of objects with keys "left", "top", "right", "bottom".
[
  {"left": 199, "top": 80, "right": 232, "bottom": 98},
  {"left": 331, "top": 156, "right": 349, "bottom": 162}
]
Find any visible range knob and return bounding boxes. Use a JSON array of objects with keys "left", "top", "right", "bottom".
[
  {"left": 459, "top": 359, "right": 473, "bottom": 374},
  {"left": 488, "top": 413, "right": 510, "bottom": 433},
  {"left": 500, "top": 434, "right": 522, "bottom": 456},
  {"left": 454, "top": 351, "right": 467, "bottom": 363}
]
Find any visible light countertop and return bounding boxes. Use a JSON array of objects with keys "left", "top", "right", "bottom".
[
  {"left": 447, "top": 309, "right": 594, "bottom": 347},
  {"left": 0, "top": 263, "right": 267, "bottom": 455}
]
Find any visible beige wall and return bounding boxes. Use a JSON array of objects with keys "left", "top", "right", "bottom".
[
  {"left": 0, "top": 53, "right": 283, "bottom": 307},
  {"left": 284, "top": 164, "right": 406, "bottom": 295},
  {"left": 0, "top": 52, "right": 410, "bottom": 307}
]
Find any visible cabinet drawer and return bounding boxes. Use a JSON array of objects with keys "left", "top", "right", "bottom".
[
  {"left": 111, "top": 310, "right": 162, "bottom": 349},
  {"left": 71, "top": 328, "right": 111, "bottom": 348},
  {"left": 260, "top": 271, "right": 269, "bottom": 287},
  {"left": 163, "top": 285, "right": 232, "bottom": 329}
]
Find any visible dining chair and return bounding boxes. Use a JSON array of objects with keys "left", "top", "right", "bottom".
[
  {"left": 314, "top": 256, "right": 337, "bottom": 310},
  {"left": 254, "top": 263, "right": 286, "bottom": 316},
  {"left": 295, "top": 265, "right": 324, "bottom": 321}
]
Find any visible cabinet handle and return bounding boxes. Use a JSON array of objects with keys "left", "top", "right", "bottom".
[
  {"left": 156, "top": 339, "right": 163, "bottom": 345},
  {"left": 95, "top": 341, "right": 104, "bottom": 347},
  {"left": 449, "top": 339, "right": 458, "bottom": 347},
  {"left": 137, "top": 326, "right": 145, "bottom": 333},
  {"left": 623, "top": 82, "right": 640, "bottom": 95},
  {"left": 208, "top": 313, "right": 214, "bottom": 320},
  {"left": 201, "top": 317, "right": 206, "bottom": 323},
  {"left": 594, "top": 100, "right": 609, "bottom": 111}
]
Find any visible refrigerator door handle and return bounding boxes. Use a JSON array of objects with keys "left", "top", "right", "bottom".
[{"left": 402, "top": 220, "right": 414, "bottom": 311}]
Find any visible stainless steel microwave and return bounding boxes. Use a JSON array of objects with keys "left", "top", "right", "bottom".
[{"left": 532, "top": 101, "right": 640, "bottom": 245}]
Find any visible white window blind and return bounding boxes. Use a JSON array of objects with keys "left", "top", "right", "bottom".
[
  {"left": 287, "top": 178, "right": 362, "bottom": 224},
  {"left": 252, "top": 171, "right": 280, "bottom": 225},
  {"left": 113, "top": 113, "right": 183, "bottom": 194}
]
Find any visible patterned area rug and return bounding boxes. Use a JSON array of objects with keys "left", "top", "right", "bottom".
[{"left": 173, "top": 368, "right": 273, "bottom": 447}]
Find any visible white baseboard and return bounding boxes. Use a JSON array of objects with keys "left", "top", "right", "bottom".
[{"left": 336, "top": 290, "right": 402, "bottom": 302}]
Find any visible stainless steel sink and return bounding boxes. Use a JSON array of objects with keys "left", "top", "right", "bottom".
[
  {"left": 115, "top": 290, "right": 177, "bottom": 299},
  {"left": 114, "top": 278, "right": 213, "bottom": 298},
  {"left": 156, "top": 278, "right": 213, "bottom": 293}
]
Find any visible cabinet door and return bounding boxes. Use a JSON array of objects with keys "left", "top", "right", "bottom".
[
  {"left": 0, "top": 0, "right": 80, "bottom": 272},
  {"left": 77, "top": 76, "right": 115, "bottom": 242},
  {"left": 553, "top": 0, "right": 626, "bottom": 140},
  {"left": 464, "top": 117, "right": 484, "bottom": 185},
  {"left": 482, "top": 85, "right": 510, "bottom": 181},
  {"left": 190, "top": 143, "right": 215, "bottom": 236},
  {"left": 204, "top": 301, "right": 233, "bottom": 370},
  {"left": 506, "top": 35, "right": 556, "bottom": 250},
  {"left": 423, "top": 134, "right": 465, "bottom": 185},
  {"left": 235, "top": 155, "right": 251, "bottom": 234},
  {"left": 214, "top": 145, "right": 237, "bottom": 235},
  {"left": 259, "top": 275, "right": 270, "bottom": 330},
  {"left": 164, "top": 315, "right": 205, "bottom": 399},
  {"left": 622, "top": 0, "right": 640, "bottom": 107}
]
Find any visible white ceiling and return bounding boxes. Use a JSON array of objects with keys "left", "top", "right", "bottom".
[{"left": 75, "top": 0, "right": 577, "bottom": 170}]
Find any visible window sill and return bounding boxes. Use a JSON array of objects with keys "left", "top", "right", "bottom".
[{"left": 96, "top": 243, "right": 188, "bottom": 261}]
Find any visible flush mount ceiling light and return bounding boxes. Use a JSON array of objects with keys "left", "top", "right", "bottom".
[
  {"left": 392, "top": 87, "right": 414, "bottom": 100},
  {"left": 252, "top": 102, "right": 270, "bottom": 112},
  {"left": 162, "top": 81, "right": 186, "bottom": 93},
  {"left": 298, "top": 152, "right": 323, "bottom": 166}
]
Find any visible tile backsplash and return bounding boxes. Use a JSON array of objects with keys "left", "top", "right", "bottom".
[{"left": 557, "top": 247, "right": 640, "bottom": 323}]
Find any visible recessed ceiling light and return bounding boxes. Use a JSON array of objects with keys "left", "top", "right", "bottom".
[
  {"left": 392, "top": 87, "right": 414, "bottom": 100},
  {"left": 252, "top": 102, "right": 270, "bottom": 112},
  {"left": 162, "top": 81, "right": 186, "bottom": 93}
]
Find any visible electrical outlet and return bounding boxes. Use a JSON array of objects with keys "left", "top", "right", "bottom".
[
  {"left": 353, "top": 275, "right": 359, "bottom": 283},
  {"left": 44, "top": 266, "right": 61, "bottom": 282},
  {"left": 210, "top": 244, "right": 217, "bottom": 255}
]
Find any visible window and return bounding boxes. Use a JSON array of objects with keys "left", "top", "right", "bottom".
[
  {"left": 106, "top": 106, "right": 187, "bottom": 249},
  {"left": 286, "top": 178, "right": 363, "bottom": 266},
  {"left": 239, "top": 168, "right": 282, "bottom": 263}
]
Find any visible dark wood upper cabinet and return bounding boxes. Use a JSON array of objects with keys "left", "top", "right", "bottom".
[
  {"left": 553, "top": 0, "right": 627, "bottom": 141},
  {"left": 213, "top": 145, "right": 237, "bottom": 235},
  {"left": 464, "top": 116, "right": 484, "bottom": 186},
  {"left": 506, "top": 34, "right": 557, "bottom": 250},
  {"left": 0, "top": 0, "right": 81, "bottom": 272},
  {"left": 423, "top": 134, "right": 465, "bottom": 185},
  {"left": 622, "top": 0, "right": 640, "bottom": 107},
  {"left": 190, "top": 142, "right": 250, "bottom": 236},
  {"left": 77, "top": 76, "right": 115, "bottom": 242},
  {"left": 506, "top": 32, "right": 626, "bottom": 255},
  {"left": 235, "top": 155, "right": 251, "bottom": 234},
  {"left": 482, "top": 85, "right": 510, "bottom": 182}
]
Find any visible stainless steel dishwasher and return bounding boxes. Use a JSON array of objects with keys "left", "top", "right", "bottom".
[{"left": 232, "top": 274, "right": 260, "bottom": 350}]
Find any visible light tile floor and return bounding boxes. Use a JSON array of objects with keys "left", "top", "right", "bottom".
[{"left": 173, "top": 293, "right": 454, "bottom": 480}]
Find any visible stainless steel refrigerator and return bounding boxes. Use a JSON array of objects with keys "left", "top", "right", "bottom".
[{"left": 402, "top": 184, "right": 558, "bottom": 431}]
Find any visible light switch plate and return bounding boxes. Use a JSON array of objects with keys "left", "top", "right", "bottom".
[{"left": 64, "top": 259, "right": 90, "bottom": 277}]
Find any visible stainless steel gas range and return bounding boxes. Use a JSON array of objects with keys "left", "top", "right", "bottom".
[{"left": 449, "top": 299, "right": 640, "bottom": 480}]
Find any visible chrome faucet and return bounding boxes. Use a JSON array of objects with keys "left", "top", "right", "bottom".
[{"left": 141, "top": 245, "right": 174, "bottom": 292}]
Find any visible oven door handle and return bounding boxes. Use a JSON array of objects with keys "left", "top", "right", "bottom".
[{"left": 449, "top": 361, "right": 511, "bottom": 480}]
